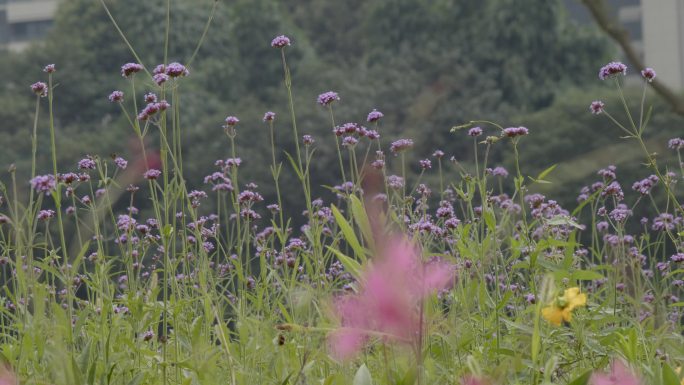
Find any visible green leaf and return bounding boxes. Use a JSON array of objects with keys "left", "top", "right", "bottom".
[
  {"left": 350, "top": 195, "right": 375, "bottom": 250},
  {"left": 536, "top": 164, "right": 557, "bottom": 181},
  {"left": 571, "top": 270, "right": 604, "bottom": 281},
  {"left": 327, "top": 246, "right": 363, "bottom": 280},
  {"left": 331, "top": 204, "right": 366, "bottom": 261},
  {"left": 661, "top": 363, "right": 681, "bottom": 385},
  {"left": 546, "top": 215, "right": 583, "bottom": 229},
  {"left": 353, "top": 364, "right": 373, "bottom": 385},
  {"left": 566, "top": 369, "right": 592, "bottom": 385}
]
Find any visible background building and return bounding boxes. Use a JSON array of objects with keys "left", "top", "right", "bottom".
[{"left": 0, "top": 0, "right": 58, "bottom": 51}]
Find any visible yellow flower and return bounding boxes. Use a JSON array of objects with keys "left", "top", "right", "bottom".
[
  {"left": 542, "top": 287, "right": 587, "bottom": 326},
  {"left": 676, "top": 367, "right": 683, "bottom": 385}
]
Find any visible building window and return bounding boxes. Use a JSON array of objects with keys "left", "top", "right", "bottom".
[{"left": 10, "top": 18, "right": 52, "bottom": 42}]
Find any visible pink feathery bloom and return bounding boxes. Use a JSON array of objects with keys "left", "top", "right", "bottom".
[
  {"left": 590, "top": 361, "right": 642, "bottom": 385},
  {"left": 328, "top": 236, "right": 454, "bottom": 361},
  {"left": 224, "top": 116, "right": 240, "bottom": 126},
  {"left": 108, "top": 90, "right": 124, "bottom": 103}
]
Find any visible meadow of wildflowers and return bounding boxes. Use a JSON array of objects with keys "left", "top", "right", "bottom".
[{"left": 0, "top": 9, "right": 683, "bottom": 385}]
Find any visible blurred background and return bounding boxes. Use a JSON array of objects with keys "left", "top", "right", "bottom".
[{"left": 0, "top": 0, "right": 682, "bottom": 219}]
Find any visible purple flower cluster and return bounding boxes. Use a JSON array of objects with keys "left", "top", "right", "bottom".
[
  {"left": 598, "top": 61, "right": 627, "bottom": 80},
  {"left": 78, "top": 156, "right": 96, "bottom": 170},
  {"left": 386, "top": 175, "right": 404, "bottom": 189},
  {"left": 590, "top": 100, "right": 605, "bottom": 115},
  {"left": 43, "top": 64, "right": 56, "bottom": 73},
  {"left": 108, "top": 90, "right": 124, "bottom": 103},
  {"left": 114, "top": 157, "right": 128, "bottom": 169},
  {"left": 632, "top": 175, "right": 658, "bottom": 195},
  {"left": 143, "top": 169, "right": 162, "bottom": 180},
  {"left": 271, "top": 35, "right": 291, "bottom": 48},
  {"left": 668, "top": 138, "right": 684, "bottom": 150},
  {"left": 419, "top": 159, "right": 432, "bottom": 170},
  {"left": 137, "top": 94, "right": 170, "bottom": 121},
  {"left": 317, "top": 91, "right": 340, "bottom": 106},
  {"left": 390, "top": 139, "right": 414, "bottom": 154},
  {"left": 366, "top": 109, "right": 384, "bottom": 123},
  {"left": 468, "top": 127, "right": 483, "bottom": 137},
  {"left": 165, "top": 62, "right": 189, "bottom": 78},
  {"left": 224, "top": 116, "right": 240, "bottom": 126},
  {"left": 641, "top": 67, "right": 656, "bottom": 82},
  {"left": 302, "top": 135, "right": 315, "bottom": 146},
  {"left": 487, "top": 166, "right": 509, "bottom": 178},
  {"left": 37, "top": 210, "right": 55, "bottom": 221},
  {"left": 30, "top": 82, "right": 48, "bottom": 97},
  {"left": 503, "top": 126, "right": 529, "bottom": 138},
  {"left": 263, "top": 111, "right": 276, "bottom": 122},
  {"left": 30, "top": 174, "right": 56, "bottom": 194},
  {"left": 121, "top": 63, "right": 144, "bottom": 78}
]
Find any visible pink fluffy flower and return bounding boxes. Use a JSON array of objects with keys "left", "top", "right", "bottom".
[
  {"left": 328, "top": 237, "right": 453, "bottom": 360},
  {"left": 590, "top": 361, "right": 642, "bottom": 385}
]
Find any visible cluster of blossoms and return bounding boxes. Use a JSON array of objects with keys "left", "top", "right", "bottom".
[
  {"left": 366, "top": 108, "right": 384, "bottom": 123},
  {"left": 631, "top": 175, "right": 658, "bottom": 195},
  {"left": 270, "top": 35, "right": 291, "bottom": 48},
  {"left": 136, "top": 91, "right": 170, "bottom": 121},
  {"left": 598, "top": 61, "right": 627, "bottom": 80},
  {"left": 30, "top": 82, "right": 48, "bottom": 97},
  {"left": 317, "top": 91, "right": 340, "bottom": 106},
  {"left": 121, "top": 62, "right": 144, "bottom": 77},
  {"left": 502, "top": 126, "right": 529, "bottom": 138},
  {"left": 204, "top": 159, "right": 239, "bottom": 192},
  {"left": 30, "top": 174, "right": 57, "bottom": 194},
  {"left": 468, "top": 126, "right": 483, "bottom": 137},
  {"left": 333, "top": 122, "right": 379, "bottom": 147},
  {"left": 389, "top": 138, "right": 414, "bottom": 154}
]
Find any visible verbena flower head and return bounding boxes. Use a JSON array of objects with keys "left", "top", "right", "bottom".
[
  {"left": 121, "top": 62, "right": 143, "bottom": 78},
  {"left": 271, "top": 35, "right": 291, "bottom": 48},
  {"left": 468, "top": 126, "right": 483, "bottom": 137},
  {"left": 419, "top": 159, "right": 432, "bottom": 169},
  {"left": 599, "top": 61, "right": 627, "bottom": 80},
  {"left": 302, "top": 135, "right": 315, "bottom": 146},
  {"left": 589, "top": 360, "right": 642, "bottom": 385},
  {"left": 30, "top": 174, "right": 56, "bottom": 194},
  {"left": 590, "top": 100, "right": 605, "bottom": 115},
  {"left": 78, "top": 157, "right": 96, "bottom": 170},
  {"left": 144, "top": 93, "right": 157, "bottom": 104},
  {"left": 328, "top": 236, "right": 454, "bottom": 361},
  {"left": 114, "top": 157, "right": 128, "bottom": 169},
  {"left": 317, "top": 91, "right": 340, "bottom": 106},
  {"left": 263, "top": 111, "right": 276, "bottom": 122},
  {"left": 108, "top": 90, "right": 124, "bottom": 103},
  {"left": 165, "top": 62, "right": 189, "bottom": 78},
  {"left": 37, "top": 209, "right": 55, "bottom": 221},
  {"left": 153, "top": 73, "right": 169, "bottom": 86},
  {"left": 641, "top": 67, "right": 656, "bottom": 82},
  {"left": 503, "top": 126, "right": 529, "bottom": 138},
  {"left": 144, "top": 169, "right": 161, "bottom": 180},
  {"left": 367, "top": 109, "right": 384, "bottom": 123},
  {"left": 224, "top": 116, "right": 239, "bottom": 126},
  {"left": 43, "top": 64, "right": 56, "bottom": 73},
  {"left": 668, "top": 138, "right": 684, "bottom": 150},
  {"left": 542, "top": 287, "right": 587, "bottom": 326},
  {"left": 30, "top": 82, "right": 48, "bottom": 97},
  {"left": 390, "top": 138, "right": 414, "bottom": 154}
]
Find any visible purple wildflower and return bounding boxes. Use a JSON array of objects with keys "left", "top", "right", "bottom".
[
  {"left": 144, "top": 169, "right": 162, "bottom": 180},
  {"left": 144, "top": 93, "right": 157, "bottom": 104},
  {"left": 317, "top": 91, "right": 340, "bottom": 106},
  {"left": 114, "top": 157, "right": 128, "bottom": 169},
  {"left": 432, "top": 150, "right": 444, "bottom": 158},
  {"left": 503, "top": 126, "right": 529, "bottom": 137},
  {"left": 165, "top": 62, "right": 189, "bottom": 77},
  {"left": 590, "top": 100, "right": 605, "bottom": 115},
  {"left": 121, "top": 63, "right": 144, "bottom": 78},
  {"left": 30, "top": 82, "right": 48, "bottom": 97},
  {"left": 37, "top": 210, "right": 55, "bottom": 221},
  {"left": 386, "top": 175, "right": 404, "bottom": 189},
  {"left": 390, "top": 138, "right": 414, "bottom": 154},
  {"left": 78, "top": 157, "right": 96, "bottom": 170},
  {"left": 490, "top": 166, "right": 509, "bottom": 178},
  {"left": 224, "top": 116, "right": 239, "bottom": 126},
  {"left": 302, "top": 135, "right": 315, "bottom": 145},
  {"left": 263, "top": 111, "right": 276, "bottom": 122},
  {"left": 598, "top": 61, "right": 627, "bottom": 80},
  {"left": 153, "top": 73, "right": 169, "bottom": 85},
  {"left": 632, "top": 175, "right": 658, "bottom": 195},
  {"left": 668, "top": 138, "right": 684, "bottom": 150},
  {"left": 641, "top": 67, "right": 656, "bottom": 82},
  {"left": 468, "top": 126, "right": 483, "bottom": 137},
  {"left": 43, "top": 64, "right": 56, "bottom": 73},
  {"left": 367, "top": 109, "right": 384, "bottom": 123},
  {"left": 342, "top": 136, "right": 358, "bottom": 148},
  {"left": 30, "top": 174, "right": 56, "bottom": 194},
  {"left": 271, "top": 35, "right": 291, "bottom": 48},
  {"left": 419, "top": 159, "right": 432, "bottom": 170},
  {"left": 108, "top": 90, "right": 124, "bottom": 103}
]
